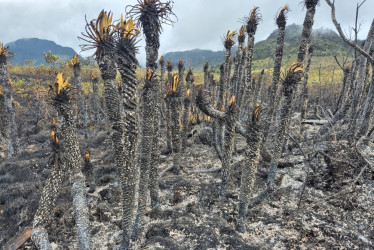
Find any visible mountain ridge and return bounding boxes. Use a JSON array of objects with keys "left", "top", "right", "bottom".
[
  {"left": 6, "top": 38, "right": 78, "bottom": 66},
  {"left": 162, "top": 24, "right": 354, "bottom": 71}
]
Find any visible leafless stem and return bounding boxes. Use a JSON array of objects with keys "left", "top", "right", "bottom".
[{"left": 325, "top": 0, "right": 373, "bottom": 63}]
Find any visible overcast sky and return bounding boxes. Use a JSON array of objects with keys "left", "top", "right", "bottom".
[{"left": 1, "top": 0, "right": 373, "bottom": 65}]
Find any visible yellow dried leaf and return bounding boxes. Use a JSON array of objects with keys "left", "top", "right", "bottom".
[
  {"left": 147, "top": 69, "right": 155, "bottom": 80},
  {"left": 239, "top": 25, "right": 246, "bottom": 37},
  {"left": 226, "top": 30, "right": 237, "bottom": 41},
  {"left": 229, "top": 96, "right": 236, "bottom": 107},
  {"left": 50, "top": 130, "right": 55, "bottom": 142},
  {"left": 289, "top": 62, "right": 304, "bottom": 74},
  {"left": 118, "top": 15, "right": 140, "bottom": 38},
  {"left": 85, "top": 146, "right": 90, "bottom": 163},
  {"left": 250, "top": 7, "right": 260, "bottom": 22},
  {"left": 0, "top": 43, "right": 14, "bottom": 58},
  {"left": 54, "top": 73, "right": 69, "bottom": 95},
  {"left": 172, "top": 73, "right": 179, "bottom": 92},
  {"left": 68, "top": 54, "right": 83, "bottom": 66},
  {"left": 282, "top": 4, "right": 289, "bottom": 12},
  {"left": 96, "top": 11, "right": 114, "bottom": 41},
  {"left": 253, "top": 103, "right": 262, "bottom": 120}
]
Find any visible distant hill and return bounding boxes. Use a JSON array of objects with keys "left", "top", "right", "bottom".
[
  {"left": 6, "top": 38, "right": 78, "bottom": 66},
  {"left": 162, "top": 24, "right": 354, "bottom": 71},
  {"left": 254, "top": 23, "right": 352, "bottom": 60},
  {"left": 162, "top": 49, "right": 225, "bottom": 71}
]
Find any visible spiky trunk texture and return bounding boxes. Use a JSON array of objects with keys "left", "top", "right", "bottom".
[
  {"left": 208, "top": 72, "right": 219, "bottom": 153},
  {"left": 203, "top": 64, "right": 216, "bottom": 148},
  {"left": 57, "top": 91, "right": 91, "bottom": 249},
  {"left": 237, "top": 119, "right": 263, "bottom": 232},
  {"left": 165, "top": 62, "right": 185, "bottom": 174},
  {"left": 203, "top": 62, "right": 211, "bottom": 95},
  {"left": 0, "top": 92, "right": 9, "bottom": 147},
  {"left": 99, "top": 52, "right": 135, "bottom": 248},
  {"left": 293, "top": 1, "right": 318, "bottom": 114},
  {"left": 178, "top": 60, "right": 185, "bottom": 85},
  {"left": 217, "top": 65, "right": 225, "bottom": 111},
  {"left": 63, "top": 130, "right": 91, "bottom": 250},
  {"left": 73, "top": 66, "right": 82, "bottom": 109},
  {"left": 217, "top": 19, "right": 258, "bottom": 198},
  {"left": 148, "top": 56, "right": 161, "bottom": 209},
  {"left": 223, "top": 48, "right": 232, "bottom": 106},
  {"left": 98, "top": 53, "right": 123, "bottom": 176},
  {"left": 160, "top": 60, "right": 166, "bottom": 92},
  {"left": 219, "top": 110, "right": 237, "bottom": 198},
  {"left": 133, "top": 16, "right": 161, "bottom": 236},
  {"left": 83, "top": 96, "right": 89, "bottom": 137},
  {"left": 247, "top": 69, "right": 301, "bottom": 210},
  {"left": 117, "top": 53, "right": 139, "bottom": 249},
  {"left": 271, "top": 83, "right": 299, "bottom": 175},
  {"left": 91, "top": 77, "right": 100, "bottom": 124},
  {"left": 210, "top": 74, "right": 217, "bottom": 103},
  {"left": 237, "top": 47, "right": 247, "bottom": 101},
  {"left": 296, "top": 47, "right": 314, "bottom": 108},
  {"left": 0, "top": 62, "right": 17, "bottom": 155},
  {"left": 356, "top": 63, "right": 374, "bottom": 136},
  {"left": 215, "top": 66, "right": 225, "bottom": 159},
  {"left": 265, "top": 25, "right": 286, "bottom": 139},
  {"left": 166, "top": 68, "right": 173, "bottom": 153},
  {"left": 32, "top": 154, "right": 64, "bottom": 250},
  {"left": 182, "top": 96, "right": 190, "bottom": 152},
  {"left": 159, "top": 59, "right": 167, "bottom": 147},
  {"left": 149, "top": 82, "right": 161, "bottom": 207},
  {"left": 196, "top": 80, "right": 247, "bottom": 199},
  {"left": 219, "top": 44, "right": 251, "bottom": 198},
  {"left": 31, "top": 228, "right": 53, "bottom": 250},
  {"left": 196, "top": 89, "right": 225, "bottom": 163},
  {"left": 238, "top": 22, "right": 257, "bottom": 123},
  {"left": 297, "top": 1, "right": 318, "bottom": 64},
  {"left": 250, "top": 70, "right": 264, "bottom": 108},
  {"left": 170, "top": 97, "right": 182, "bottom": 174},
  {"left": 74, "top": 64, "right": 88, "bottom": 139},
  {"left": 300, "top": 87, "right": 309, "bottom": 134},
  {"left": 132, "top": 77, "right": 154, "bottom": 239},
  {"left": 232, "top": 45, "right": 245, "bottom": 100},
  {"left": 243, "top": 33, "right": 256, "bottom": 101},
  {"left": 33, "top": 124, "right": 62, "bottom": 222}
]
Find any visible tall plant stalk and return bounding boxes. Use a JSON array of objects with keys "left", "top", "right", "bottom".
[
  {"left": 265, "top": 5, "right": 289, "bottom": 139},
  {"left": 32, "top": 118, "right": 63, "bottom": 250},
  {"left": 127, "top": 0, "right": 176, "bottom": 239},
  {"left": 236, "top": 105, "right": 263, "bottom": 232},
  {"left": 91, "top": 71, "right": 101, "bottom": 124},
  {"left": 32, "top": 73, "right": 92, "bottom": 249},
  {"left": 247, "top": 63, "right": 304, "bottom": 210},
  {"left": 0, "top": 43, "right": 17, "bottom": 156},
  {"left": 115, "top": 15, "right": 141, "bottom": 249},
  {"left": 80, "top": 10, "right": 142, "bottom": 249}
]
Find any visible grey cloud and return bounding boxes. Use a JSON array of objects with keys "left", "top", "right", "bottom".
[{"left": 0, "top": 0, "right": 372, "bottom": 66}]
